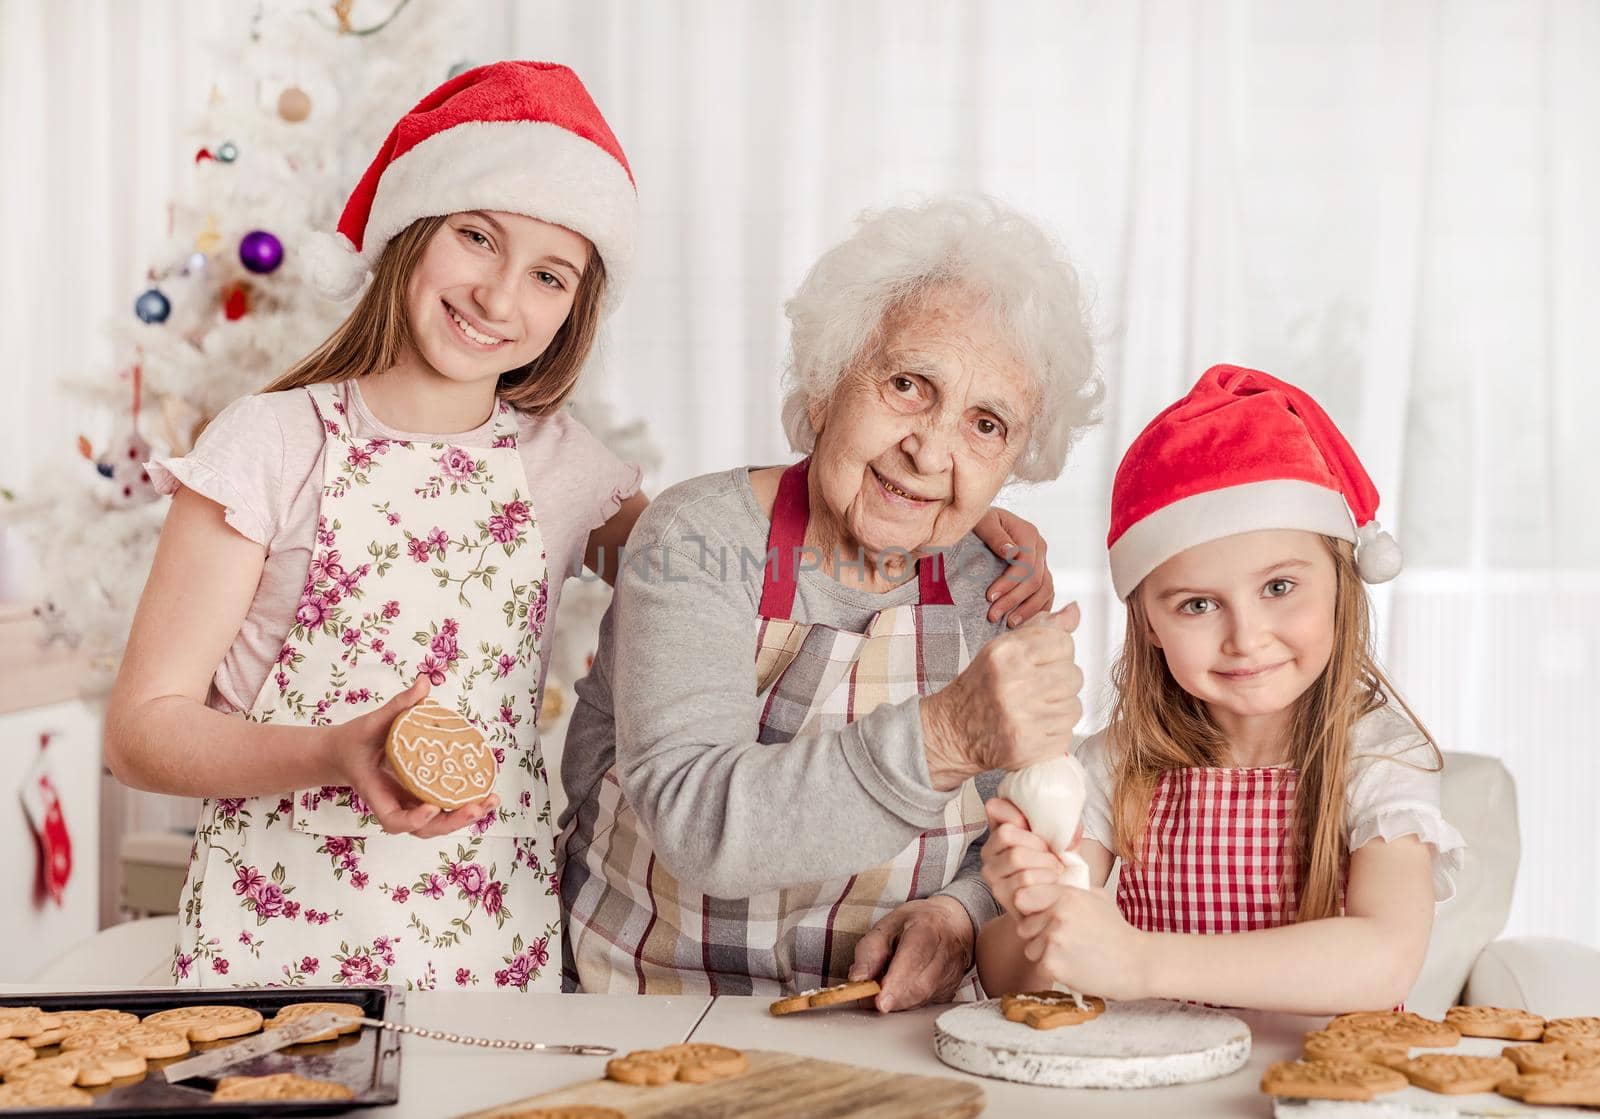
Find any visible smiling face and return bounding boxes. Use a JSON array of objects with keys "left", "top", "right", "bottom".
[
  {"left": 806, "top": 287, "right": 1035, "bottom": 567},
  {"left": 402, "top": 210, "right": 591, "bottom": 387},
  {"left": 1138, "top": 529, "right": 1338, "bottom": 743}
]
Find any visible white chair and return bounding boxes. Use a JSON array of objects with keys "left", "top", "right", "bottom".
[
  {"left": 1408, "top": 751, "right": 1600, "bottom": 1016},
  {"left": 30, "top": 915, "right": 176, "bottom": 987}
]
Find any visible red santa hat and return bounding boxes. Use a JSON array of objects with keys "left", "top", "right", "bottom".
[
  {"left": 1107, "top": 364, "right": 1402, "bottom": 600},
  {"left": 305, "top": 60, "right": 636, "bottom": 311}
]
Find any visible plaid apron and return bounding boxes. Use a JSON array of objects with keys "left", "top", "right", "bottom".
[
  {"left": 562, "top": 458, "right": 987, "bottom": 994},
  {"left": 1116, "top": 766, "right": 1300, "bottom": 934},
  {"left": 172, "top": 383, "right": 559, "bottom": 991}
]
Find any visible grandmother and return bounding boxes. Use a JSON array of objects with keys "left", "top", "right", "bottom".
[{"left": 557, "top": 197, "right": 1102, "bottom": 1008}]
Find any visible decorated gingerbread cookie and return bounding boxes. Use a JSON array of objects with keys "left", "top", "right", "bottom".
[
  {"left": 768, "top": 980, "right": 881, "bottom": 1016},
  {"left": 385, "top": 699, "right": 497, "bottom": 809}
]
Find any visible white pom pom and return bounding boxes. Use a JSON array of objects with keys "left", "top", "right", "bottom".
[
  {"left": 1356, "top": 520, "right": 1403, "bottom": 583},
  {"left": 303, "top": 231, "right": 369, "bottom": 302}
]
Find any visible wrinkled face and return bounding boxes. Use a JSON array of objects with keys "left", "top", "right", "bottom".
[
  {"left": 1139, "top": 530, "right": 1338, "bottom": 729},
  {"left": 808, "top": 287, "right": 1035, "bottom": 557},
  {"left": 404, "top": 210, "right": 590, "bottom": 385}
]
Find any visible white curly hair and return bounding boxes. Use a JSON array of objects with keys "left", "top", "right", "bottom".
[{"left": 779, "top": 196, "right": 1102, "bottom": 483}]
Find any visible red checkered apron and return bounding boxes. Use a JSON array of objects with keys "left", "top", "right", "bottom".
[
  {"left": 1116, "top": 765, "right": 1300, "bottom": 934},
  {"left": 562, "top": 458, "right": 987, "bottom": 994}
]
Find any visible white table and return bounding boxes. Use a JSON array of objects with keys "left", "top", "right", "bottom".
[
  {"left": 0, "top": 985, "right": 1331, "bottom": 1116},
  {"left": 688, "top": 995, "right": 1327, "bottom": 1118}
]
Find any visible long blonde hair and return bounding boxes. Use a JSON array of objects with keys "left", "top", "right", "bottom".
[
  {"left": 263, "top": 215, "right": 608, "bottom": 415},
  {"left": 1106, "top": 536, "right": 1440, "bottom": 922}
]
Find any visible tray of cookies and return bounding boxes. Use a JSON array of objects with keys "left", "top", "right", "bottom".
[
  {"left": 1263, "top": 1006, "right": 1600, "bottom": 1114},
  {"left": 0, "top": 985, "right": 401, "bottom": 1115}
]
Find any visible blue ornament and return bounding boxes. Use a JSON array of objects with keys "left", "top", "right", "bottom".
[
  {"left": 134, "top": 288, "right": 171, "bottom": 324},
  {"left": 238, "top": 230, "right": 284, "bottom": 274},
  {"left": 184, "top": 251, "right": 208, "bottom": 275},
  {"left": 216, "top": 141, "right": 239, "bottom": 163}
]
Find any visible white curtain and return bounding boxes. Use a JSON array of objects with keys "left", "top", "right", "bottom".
[{"left": 4, "top": 1, "right": 1597, "bottom": 942}]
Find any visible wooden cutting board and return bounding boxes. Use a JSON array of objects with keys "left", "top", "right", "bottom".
[
  {"left": 935, "top": 997, "right": 1252, "bottom": 1089},
  {"left": 453, "top": 1048, "right": 984, "bottom": 1118}
]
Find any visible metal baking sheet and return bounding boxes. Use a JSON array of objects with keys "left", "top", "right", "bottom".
[{"left": 0, "top": 984, "right": 402, "bottom": 1115}]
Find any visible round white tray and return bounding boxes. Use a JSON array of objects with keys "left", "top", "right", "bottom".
[{"left": 934, "top": 997, "right": 1252, "bottom": 1089}]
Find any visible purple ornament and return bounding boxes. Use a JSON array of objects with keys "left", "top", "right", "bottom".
[{"left": 238, "top": 230, "right": 284, "bottom": 274}]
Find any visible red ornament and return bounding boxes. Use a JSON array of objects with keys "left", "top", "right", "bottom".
[
  {"left": 194, "top": 147, "right": 214, "bottom": 163},
  {"left": 223, "top": 283, "right": 249, "bottom": 320}
]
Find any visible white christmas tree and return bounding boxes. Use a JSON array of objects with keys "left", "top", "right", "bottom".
[{"left": 11, "top": 0, "right": 656, "bottom": 705}]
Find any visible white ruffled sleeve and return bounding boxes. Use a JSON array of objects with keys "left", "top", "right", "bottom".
[
  {"left": 1072, "top": 730, "right": 1117, "bottom": 852},
  {"left": 145, "top": 393, "right": 284, "bottom": 546},
  {"left": 1345, "top": 706, "right": 1467, "bottom": 903}
]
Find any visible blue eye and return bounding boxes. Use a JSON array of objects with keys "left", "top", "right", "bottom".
[
  {"left": 533, "top": 271, "right": 564, "bottom": 290},
  {"left": 461, "top": 229, "right": 490, "bottom": 247},
  {"left": 1179, "top": 598, "right": 1216, "bottom": 616}
]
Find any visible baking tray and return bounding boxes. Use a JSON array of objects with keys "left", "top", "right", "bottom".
[{"left": 0, "top": 985, "right": 402, "bottom": 1116}]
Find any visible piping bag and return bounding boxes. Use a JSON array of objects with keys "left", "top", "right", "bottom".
[{"left": 996, "top": 746, "right": 1093, "bottom": 1008}]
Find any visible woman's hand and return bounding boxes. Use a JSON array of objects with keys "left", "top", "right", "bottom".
[
  {"left": 980, "top": 797, "right": 1075, "bottom": 913},
  {"left": 1014, "top": 881, "right": 1153, "bottom": 1001},
  {"left": 322, "top": 677, "right": 500, "bottom": 838},
  {"left": 920, "top": 603, "right": 1084, "bottom": 789},
  {"left": 973, "top": 507, "right": 1054, "bottom": 627},
  {"left": 847, "top": 895, "right": 975, "bottom": 1012}
]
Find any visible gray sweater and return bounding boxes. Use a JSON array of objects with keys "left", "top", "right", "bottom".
[{"left": 557, "top": 466, "right": 1007, "bottom": 934}]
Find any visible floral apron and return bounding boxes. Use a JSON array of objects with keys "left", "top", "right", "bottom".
[
  {"left": 562, "top": 458, "right": 987, "bottom": 995},
  {"left": 173, "top": 383, "right": 558, "bottom": 991},
  {"left": 1116, "top": 765, "right": 1300, "bottom": 933}
]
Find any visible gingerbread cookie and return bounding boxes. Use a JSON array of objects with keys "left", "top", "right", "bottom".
[
  {"left": 768, "top": 980, "right": 881, "bottom": 1016},
  {"left": 1544, "top": 1016, "right": 1600, "bottom": 1045},
  {"left": 60, "top": 1023, "right": 189, "bottom": 1059},
  {"left": 1301, "top": 1029, "right": 1409, "bottom": 1067},
  {"left": 604, "top": 1044, "right": 748, "bottom": 1086},
  {"left": 264, "top": 1001, "right": 365, "bottom": 1044},
  {"left": 1499, "top": 1069, "right": 1600, "bottom": 1104},
  {"left": 142, "top": 1004, "right": 263, "bottom": 1042},
  {"left": 385, "top": 698, "right": 497, "bottom": 809},
  {"left": 212, "top": 1072, "right": 354, "bottom": 1101},
  {"left": 1444, "top": 1004, "right": 1544, "bottom": 1041},
  {"left": 0, "top": 1077, "right": 93, "bottom": 1109},
  {"left": 657, "top": 1043, "right": 749, "bottom": 1083},
  {"left": 0, "top": 1007, "right": 61, "bottom": 1041},
  {"left": 4, "top": 1045, "right": 145, "bottom": 1088},
  {"left": 0, "top": 1040, "right": 35, "bottom": 1076},
  {"left": 1323, "top": 1011, "right": 1460, "bottom": 1048},
  {"left": 1503, "top": 1041, "right": 1600, "bottom": 1075},
  {"left": 54, "top": 1009, "right": 140, "bottom": 1032},
  {"left": 1001, "top": 991, "right": 1107, "bottom": 1030},
  {"left": 1396, "top": 1053, "right": 1517, "bottom": 1095},
  {"left": 604, "top": 1049, "right": 682, "bottom": 1086},
  {"left": 1261, "top": 1058, "right": 1408, "bottom": 1101}
]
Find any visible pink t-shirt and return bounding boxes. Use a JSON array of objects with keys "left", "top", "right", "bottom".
[{"left": 147, "top": 380, "right": 641, "bottom": 716}]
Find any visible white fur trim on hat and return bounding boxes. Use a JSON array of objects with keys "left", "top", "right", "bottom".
[
  {"left": 363, "top": 119, "right": 637, "bottom": 312},
  {"left": 1108, "top": 479, "right": 1356, "bottom": 600},
  {"left": 305, "top": 231, "right": 370, "bottom": 302}
]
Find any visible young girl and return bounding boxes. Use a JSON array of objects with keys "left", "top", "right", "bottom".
[
  {"left": 106, "top": 62, "right": 1054, "bottom": 991},
  {"left": 977, "top": 364, "right": 1466, "bottom": 1014}
]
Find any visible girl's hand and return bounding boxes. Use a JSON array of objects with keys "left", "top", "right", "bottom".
[
  {"left": 980, "top": 797, "right": 1067, "bottom": 913},
  {"left": 973, "top": 507, "right": 1054, "bottom": 627},
  {"left": 1014, "top": 881, "right": 1153, "bottom": 1001},
  {"left": 323, "top": 677, "right": 501, "bottom": 838}
]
